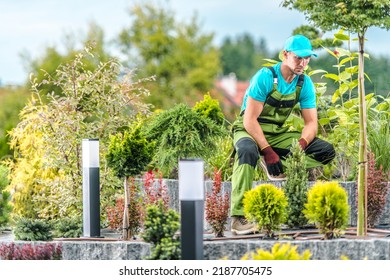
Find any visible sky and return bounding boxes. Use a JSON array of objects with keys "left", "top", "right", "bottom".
[{"left": 1, "top": 0, "right": 389, "bottom": 86}]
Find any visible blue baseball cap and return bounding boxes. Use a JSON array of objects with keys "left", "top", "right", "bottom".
[{"left": 284, "top": 34, "right": 317, "bottom": 57}]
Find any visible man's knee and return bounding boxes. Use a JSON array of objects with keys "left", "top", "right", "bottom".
[
  {"left": 311, "top": 139, "right": 335, "bottom": 165},
  {"left": 235, "top": 138, "right": 259, "bottom": 167}
]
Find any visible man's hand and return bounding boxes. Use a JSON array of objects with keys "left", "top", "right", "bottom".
[{"left": 261, "top": 146, "right": 283, "bottom": 176}]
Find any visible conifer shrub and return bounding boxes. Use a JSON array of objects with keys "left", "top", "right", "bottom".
[
  {"left": 205, "top": 168, "right": 230, "bottom": 237},
  {"left": 53, "top": 216, "right": 82, "bottom": 238},
  {"left": 142, "top": 103, "right": 227, "bottom": 178},
  {"left": 303, "top": 181, "right": 349, "bottom": 239},
  {"left": 241, "top": 243, "right": 311, "bottom": 260},
  {"left": 142, "top": 200, "right": 180, "bottom": 260},
  {"left": 283, "top": 139, "right": 309, "bottom": 228},
  {"left": 243, "top": 184, "right": 288, "bottom": 238},
  {"left": 13, "top": 218, "right": 53, "bottom": 241}
]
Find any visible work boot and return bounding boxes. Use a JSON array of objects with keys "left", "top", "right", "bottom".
[
  {"left": 259, "top": 157, "right": 287, "bottom": 181},
  {"left": 231, "top": 216, "right": 258, "bottom": 235}
]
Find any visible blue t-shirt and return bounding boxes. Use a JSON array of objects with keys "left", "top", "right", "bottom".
[{"left": 241, "top": 63, "right": 316, "bottom": 111}]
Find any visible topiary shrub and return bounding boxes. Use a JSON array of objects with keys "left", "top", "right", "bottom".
[
  {"left": 205, "top": 168, "right": 230, "bottom": 237},
  {"left": 283, "top": 139, "right": 309, "bottom": 228},
  {"left": 142, "top": 199, "right": 180, "bottom": 260},
  {"left": 13, "top": 217, "right": 53, "bottom": 241},
  {"left": 243, "top": 183, "right": 288, "bottom": 238},
  {"left": 241, "top": 243, "right": 311, "bottom": 260},
  {"left": 303, "top": 181, "right": 349, "bottom": 239}
]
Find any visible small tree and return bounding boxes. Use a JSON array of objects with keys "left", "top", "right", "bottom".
[
  {"left": 106, "top": 123, "right": 155, "bottom": 240},
  {"left": 283, "top": 140, "right": 309, "bottom": 228},
  {"left": 243, "top": 184, "right": 288, "bottom": 238}
]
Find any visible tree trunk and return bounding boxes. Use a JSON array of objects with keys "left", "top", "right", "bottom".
[
  {"left": 122, "top": 176, "right": 130, "bottom": 240},
  {"left": 356, "top": 32, "right": 368, "bottom": 236}
]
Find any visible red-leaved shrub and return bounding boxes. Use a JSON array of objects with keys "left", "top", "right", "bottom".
[
  {"left": 356, "top": 152, "right": 390, "bottom": 227},
  {"left": 0, "top": 242, "right": 62, "bottom": 260},
  {"left": 205, "top": 168, "right": 230, "bottom": 237}
]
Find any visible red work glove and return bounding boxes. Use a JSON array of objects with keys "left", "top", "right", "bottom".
[
  {"left": 298, "top": 137, "right": 309, "bottom": 150},
  {"left": 261, "top": 146, "right": 283, "bottom": 176}
]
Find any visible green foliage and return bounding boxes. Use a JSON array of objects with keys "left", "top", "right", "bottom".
[
  {"left": 25, "top": 23, "right": 112, "bottom": 98},
  {"left": 142, "top": 103, "right": 227, "bottom": 177},
  {"left": 241, "top": 243, "right": 311, "bottom": 260},
  {"left": 367, "top": 97, "right": 390, "bottom": 172},
  {"left": 303, "top": 181, "right": 349, "bottom": 239},
  {"left": 0, "top": 164, "right": 12, "bottom": 229},
  {"left": 243, "top": 184, "right": 288, "bottom": 238},
  {"left": 193, "top": 93, "right": 226, "bottom": 126},
  {"left": 0, "top": 87, "right": 29, "bottom": 159},
  {"left": 13, "top": 218, "right": 53, "bottom": 241},
  {"left": 106, "top": 123, "right": 155, "bottom": 178},
  {"left": 204, "top": 135, "right": 234, "bottom": 181},
  {"left": 53, "top": 216, "right": 82, "bottom": 238},
  {"left": 281, "top": 0, "right": 390, "bottom": 34},
  {"left": 142, "top": 200, "right": 180, "bottom": 260},
  {"left": 220, "top": 33, "right": 269, "bottom": 80},
  {"left": 118, "top": 2, "right": 220, "bottom": 109},
  {"left": 283, "top": 140, "right": 309, "bottom": 228},
  {"left": 7, "top": 44, "right": 151, "bottom": 221}
]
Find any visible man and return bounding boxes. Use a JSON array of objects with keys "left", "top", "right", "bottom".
[{"left": 230, "top": 34, "right": 335, "bottom": 235}]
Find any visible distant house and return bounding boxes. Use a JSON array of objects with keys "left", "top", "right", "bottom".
[{"left": 212, "top": 73, "right": 249, "bottom": 122}]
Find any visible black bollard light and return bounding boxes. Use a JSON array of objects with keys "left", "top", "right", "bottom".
[
  {"left": 179, "top": 159, "right": 204, "bottom": 260},
  {"left": 82, "top": 139, "right": 101, "bottom": 238}
]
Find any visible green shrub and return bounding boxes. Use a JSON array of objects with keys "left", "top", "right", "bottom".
[
  {"left": 303, "top": 181, "right": 349, "bottom": 239},
  {"left": 241, "top": 243, "right": 311, "bottom": 260},
  {"left": 283, "top": 139, "right": 309, "bottom": 228},
  {"left": 53, "top": 216, "right": 82, "bottom": 238},
  {"left": 13, "top": 218, "right": 53, "bottom": 241},
  {"left": 142, "top": 103, "right": 228, "bottom": 177},
  {"left": 192, "top": 93, "right": 225, "bottom": 126},
  {"left": 243, "top": 184, "right": 288, "bottom": 238},
  {"left": 142, "top": 200, "right": 180, "bottom": 260},
  {"left": 0, "top": 164, "right": 12, "bottom": 229}
]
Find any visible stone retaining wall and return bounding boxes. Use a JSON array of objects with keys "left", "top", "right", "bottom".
[{"left": 5, "top": 238, "right": 389, "bottom": 260}]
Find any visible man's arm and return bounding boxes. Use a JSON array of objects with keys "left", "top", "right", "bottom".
[
  {"left": 300, "top": 108, "right": 318, "bottom": 145},
  {"left": 243, "top": 96, "right": 268, "bottom": 149}
]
